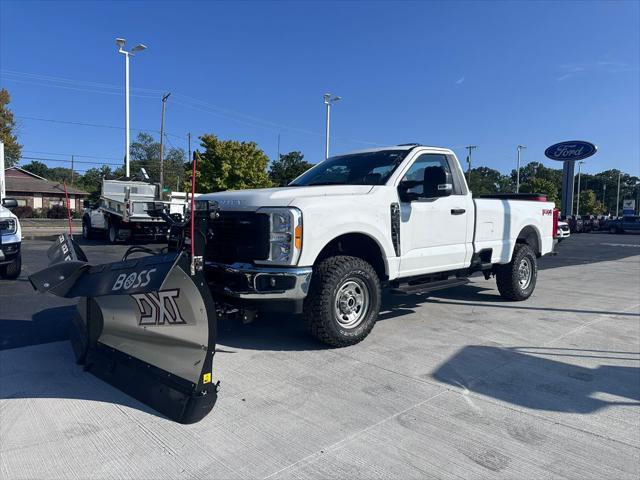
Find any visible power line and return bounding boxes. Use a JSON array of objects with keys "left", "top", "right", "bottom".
[
  {"left": 16, "top": 115, "right": 187, "bottom": 140},
  {"left": 4, "top": 68, "right": 382, "bottom": 148},
  {"left": 23, "top": 149, "right": 121, "bottom": 161}
]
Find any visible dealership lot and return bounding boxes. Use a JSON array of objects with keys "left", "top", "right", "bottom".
[{"left": 1, "top": 234, "right": 639, "bottom": 479}]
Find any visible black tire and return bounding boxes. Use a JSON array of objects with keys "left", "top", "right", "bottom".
[
  {"left": 82, "top": 217, "right": 93, "bottom": 240},
  {"left": 303, "top": 255, "right": 381, "bottom": 347},
  {"left": 610, "top": 226, "right": 618, "bottom": 234},
  {"left": 2, "top": 253, "right": 22, "bottom": 279},
  {"left": 495, "top": 243, "right": 537, "bottom": 301},
  {"left": 107, "top": 221, "right": 119, "bottom": 244}
]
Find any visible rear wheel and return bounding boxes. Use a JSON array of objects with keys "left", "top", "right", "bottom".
[
  {"left": 108, "top": 222, "right": 119, "bottom": 244},
  {"left": 303, "top": 255, "right": 381, "bottom": 347},
  {"left": 495, "top": 243, "right": 537, "bottom": 301},
  {"left": 610, "top": 226, "right": 620, "bottom": 234}
]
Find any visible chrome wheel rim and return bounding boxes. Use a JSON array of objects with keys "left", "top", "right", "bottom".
[
  {"left": 334, "top": 278, "right": 369, "bottom": 329},
  {"left": 518, "top": 257, "right": 532, "bottom": 290}
]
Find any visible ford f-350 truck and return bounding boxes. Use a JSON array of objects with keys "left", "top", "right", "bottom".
[{"left": 200, "top": 144, "right": 558, "bottom": 346}]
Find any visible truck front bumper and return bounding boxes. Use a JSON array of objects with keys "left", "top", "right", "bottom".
[
  {"left": 205, "top": 262, "right": 313, "bottom": 313},
  {"left": 0, "top": 241, "right": 20, "bottom": 265}
]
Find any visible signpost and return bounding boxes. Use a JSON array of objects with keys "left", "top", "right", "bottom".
[
  {"left": 622, "top": 199, "right": 635, "bottom": 216},
  {"left": 544, "top": 140, "right": 598, "bottom": 217}
]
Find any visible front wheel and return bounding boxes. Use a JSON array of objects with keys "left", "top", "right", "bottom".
[
  {"left": 82, "top": 218, "right": 93, "bottom": 240},
  {"left": 303, "top": 255, "right": 381, "bottom": 347},
  {"left": 495, "top": 243, "right": 537, "bottom": 301},
  {"left": 1, "top": 253, "right": 22, "bottom": 279}
]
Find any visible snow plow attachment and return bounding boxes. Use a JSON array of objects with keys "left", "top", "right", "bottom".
[{"left": 29, "top": 231, "right": 218, "bottom": 424}]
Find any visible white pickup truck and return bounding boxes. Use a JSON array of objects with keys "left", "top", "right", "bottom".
[
  {"left": 200, "top": 144, "right": 558, "bottom": 346},
  {"left": 0, "top": 197, "right": 22, "bottom": 279}
]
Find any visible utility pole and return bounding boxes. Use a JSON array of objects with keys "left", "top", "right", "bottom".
[
  {"left": 516, "top": 145, "right": 526, "bottom": 193},
  {"left": 159, "top": 92, "right": 171, "bottom": 198},
  {"left": 116, "top": 38, "right": 147, "bottom": 178},
  {"left": 323, "top": 93, "right": 341, "bottom": 160},
  {"left": 188, "top": 132, "right": 192, "bottom": 169},
  {"left": 465, "top": 145, "right": 476, "bottom": 186},
  {"left": 616, "top": 171, "right": 621, "bottom": 217},
  {"left": 277, "top": 133, "right": 281, "bottom": 161},
  {"left": 71, "top": 155, "right": 75, "bottom": 185},
  {"left": 575, "top": 161, "right": 584, "bottom": 215}
]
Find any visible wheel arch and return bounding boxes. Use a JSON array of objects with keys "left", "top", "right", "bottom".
[
  {"left": 313, "top": 232, "right": 388, "bottom": 281},
  {"left": 515, "top": 225, "right": 542, "bottom": 257}
]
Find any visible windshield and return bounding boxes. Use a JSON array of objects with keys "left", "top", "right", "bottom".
[{"left": 289, "top": 150, "right": 410, "bottom": 186}]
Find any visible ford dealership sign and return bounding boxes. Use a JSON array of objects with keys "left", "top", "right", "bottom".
[{"left": 545, "top": 141, "right": 597, "bottom": 161}]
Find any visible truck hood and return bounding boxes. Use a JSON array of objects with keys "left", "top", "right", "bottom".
[
  {"left": 198, "top": 185, "right": 374, "bottom": 211},
  {"left": 0, "top": 205, "right": 17, "bottom": 220}
]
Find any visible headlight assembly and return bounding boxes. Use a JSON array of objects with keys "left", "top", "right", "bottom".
[
  {"left": 256, "top": 207, "right": 302, "bottom": 266},
  {"left": 0, "top": 218, "right": 17, "bottom": 235}
]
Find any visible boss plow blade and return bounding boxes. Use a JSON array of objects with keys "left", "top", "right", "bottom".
[{"left": 29, "top": 232, "right": 218, "bottom": 424}]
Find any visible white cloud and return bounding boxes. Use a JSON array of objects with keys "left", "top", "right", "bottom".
[{"left": 455, "top": 76, "right": 465, "bottom": 85}]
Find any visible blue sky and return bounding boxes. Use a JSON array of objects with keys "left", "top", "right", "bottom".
[{"left": 1, "top": 1, "right": 638, "bottom": 176}]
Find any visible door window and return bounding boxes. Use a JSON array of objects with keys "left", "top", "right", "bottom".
[{"left": 401, "top": 154, "right": 451, "bottom": 196}]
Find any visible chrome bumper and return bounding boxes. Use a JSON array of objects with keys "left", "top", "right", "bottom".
[{"left": 205, "top": 261, "right": 313, "bottom": 300}]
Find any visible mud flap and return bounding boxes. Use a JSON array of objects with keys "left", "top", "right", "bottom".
[{"left": 29, "top": 234, "right": 218, "bottom": 424}]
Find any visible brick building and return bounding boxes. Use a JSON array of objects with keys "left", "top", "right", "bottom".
[{"left": 4, "top": 167, "right": 89, "bottom": 211}]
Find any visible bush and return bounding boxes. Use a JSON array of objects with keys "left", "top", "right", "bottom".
[
  {"left": 47, "top": 204, "right": 70, "bottom": 219},
  {"left": 13, "top": 205, "right": 33, "bottom": 218},
  {"left": 32, "top": 208, "right": 47, "bottom": 218}
]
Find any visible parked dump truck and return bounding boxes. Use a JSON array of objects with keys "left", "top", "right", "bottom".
[{"left": 82, "top": 178, "right": 172, "bottom": 243}]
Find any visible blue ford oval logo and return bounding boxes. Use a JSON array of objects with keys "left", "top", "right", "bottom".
[{"left": 545, "top": 141, "right": 597, "bottom": 161}]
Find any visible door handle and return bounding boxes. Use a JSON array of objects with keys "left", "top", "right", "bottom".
[{"left": 451, "top": 208, "right": 466, "bottom": 215}]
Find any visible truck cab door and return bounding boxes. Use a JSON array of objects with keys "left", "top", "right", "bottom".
[
  {"left": 397, "top": 153, "right": 472, "bottom": 277},
  {"left": 89, "top": 202, "right": 106, "bottom": 229}
]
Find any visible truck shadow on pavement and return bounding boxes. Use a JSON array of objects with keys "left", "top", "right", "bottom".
[
  {"left": 377, "top": 285, "right": 640, "bottom": 322},
  {"left": 431, "top": 345, "right": 640, "bottom": 413}
]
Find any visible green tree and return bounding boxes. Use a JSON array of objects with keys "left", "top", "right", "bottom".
[
  {"left": 268, "top": 151, "right": 313, "bottom": 186},
  {"left": 79, "top": 165, "right": 114, "bottom": 200},
  {"left": 189, "top": 134, "right": 272, "bottom": 192},
  {"left": 577, "top": 189, "right": 604, "bottom": 215},
  {"left": 520, "top": 177, "right": 560, "bottom": 205},
  {"left": 21, "top": 160, "right": 50, "bottom": 178},
  {"left": 468, "top": 166, "right": 508, "bottom": 196},
  {"left": 0, "top": 89, "right": 22, "bottom": 167},
  {"left": 130, "top": 132, "right": 185, "bottom": 193}
]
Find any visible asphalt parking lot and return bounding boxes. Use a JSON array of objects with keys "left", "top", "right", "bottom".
[{"left": 1, "top": 233, "right": 639, "bottom": 479}]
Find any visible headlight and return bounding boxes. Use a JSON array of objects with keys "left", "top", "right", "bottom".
[
  {"left": 0, "top": 218, "right": 17, "bottom": 235},
  {"left": 256, "top": 207, "right": 302, "bottom": 266}
]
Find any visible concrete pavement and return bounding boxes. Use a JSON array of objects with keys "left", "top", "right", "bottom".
[{"left": 1, "top": 233, "right": 639, "bottom": 479}]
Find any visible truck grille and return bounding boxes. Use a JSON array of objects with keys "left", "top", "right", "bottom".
[{"left": 206, "top": 211, "right": 270, "bottom": 263}]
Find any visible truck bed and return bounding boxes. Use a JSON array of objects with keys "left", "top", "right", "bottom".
[{"left": 474, "top": 197, "right": 555, "bottom": 264}]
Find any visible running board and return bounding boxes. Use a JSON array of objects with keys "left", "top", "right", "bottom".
[{"left": 390, "top": 278, "right": 469, "bottom": 295}]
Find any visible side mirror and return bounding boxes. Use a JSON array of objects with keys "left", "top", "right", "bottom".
[
  {"left": 2, "top": 198, "right": 18, "bottom": 209},
  {"left": 423, "top": 166, "right": 453, "bottom": 198}
]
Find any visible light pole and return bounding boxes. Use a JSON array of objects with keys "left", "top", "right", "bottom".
[
  {"left": 516, "top": 145, "right": 526, "bottom": 193},
  {"left": 603, "top": 183, "right": 607, "bottom": 213},
  {"left": 116, "top": 37, "right": 147, "bottom": 178},
  {"left": 159, "top": 92, "right": 171, "bottom": 197},
  {"left": 465, "top": 145, "right": 477, "bottom": 186},
  {"left": 616, "top": 171, "right": 621, "bottom": 217},
  {"left": 323, "top": 93, "right": 341, "bottom": 160},
  {"left": 575, "top": 161, "right": 584, "bottom": 215}
]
